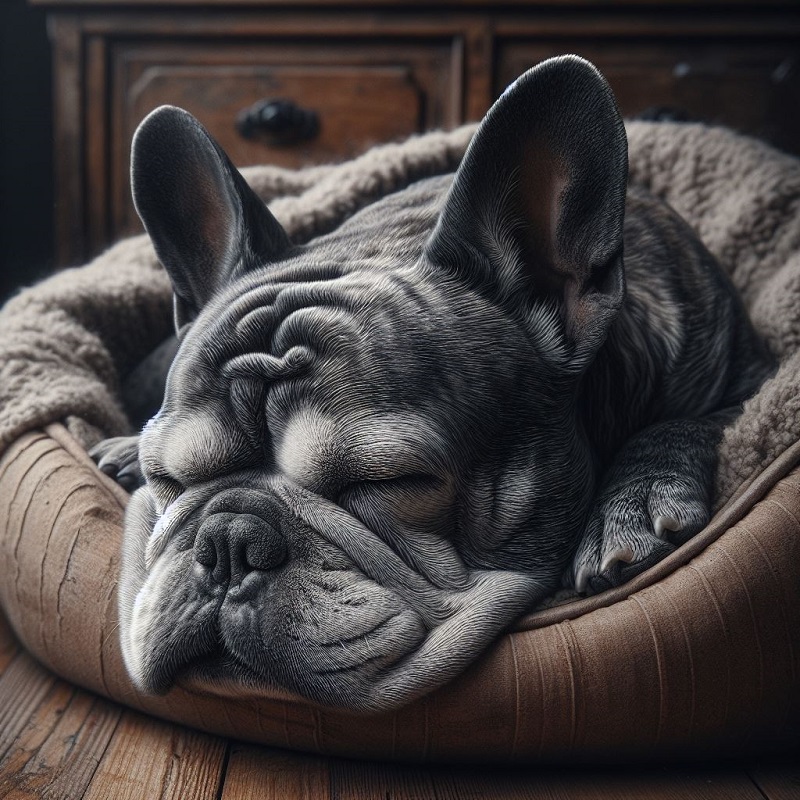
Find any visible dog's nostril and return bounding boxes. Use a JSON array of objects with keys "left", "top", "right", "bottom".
[
  {"left": 194, "top": 519, "right": 229, "bottom": 582},
  {"left": 194, "top": 534, "right": 218, "bottom": 569}
]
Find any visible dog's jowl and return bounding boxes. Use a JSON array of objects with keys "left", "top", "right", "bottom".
[{"left": 92, "top": 56, "right": 772, "bottom": 711}]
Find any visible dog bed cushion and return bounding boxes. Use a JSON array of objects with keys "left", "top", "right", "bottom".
[{"left": 0, "top": 121, "right": 799, "bottom": 761}]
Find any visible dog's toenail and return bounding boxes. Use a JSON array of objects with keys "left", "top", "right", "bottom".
[
  {"left": 600, "top": 546, "right": 634, "bottom": 573},
  {"left": 654, "top": 515, "right": 682, "bottom": 539}
]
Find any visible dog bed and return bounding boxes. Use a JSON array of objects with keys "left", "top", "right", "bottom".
[{"left": 0, "top": 121, "right": 799, "bottom": 762}]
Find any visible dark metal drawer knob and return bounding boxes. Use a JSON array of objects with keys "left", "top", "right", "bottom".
[{"left": 236, "top": 99, "right": 320, "bottom": 146}]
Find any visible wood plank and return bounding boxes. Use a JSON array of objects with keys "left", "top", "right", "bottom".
[
  {"left": 219, "top": 744, "right": 329, "bottom": 800},
  {"left": 431, "top": 764, "right": 770, "bottom": 800},
  {"left": 0, "top": 695, "right": 120, "bottom": 800},
  {"left": 417, "top": 765, "right": 556, "bottom": 800},
  {"left": 332, "top": 759, "right": 441, "bottom": 800},
  {"left": 82, "top": 710, "right": 228, "bottom": 800},
  {"left": 336, "top": 758, "right": 775, "bottom": 800},
  {"left": 0, "top": 662, "right": 121, "bottom": 800},
  {"left": 747, "top": 758, "right": 800, "bottom": 800},
  {"left": 0, "top": 678, "right": 81, "bottom": 776},
  {"left": 0, "top": 652, "right": 58, "bottom": 765}
]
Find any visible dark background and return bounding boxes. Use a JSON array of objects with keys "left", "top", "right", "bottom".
[{"left": 0, "top": 0, "right": 54, "bottom": 305}]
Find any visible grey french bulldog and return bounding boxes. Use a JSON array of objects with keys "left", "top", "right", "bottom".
[{"left": 92, "top": 55, "right": 772, "bottom": 711}]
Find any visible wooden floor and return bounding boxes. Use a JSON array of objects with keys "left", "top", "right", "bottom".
[{"left": 0, "top": 613, "right": 797, "bottom": 800}]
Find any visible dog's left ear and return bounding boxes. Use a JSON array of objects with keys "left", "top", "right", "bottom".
[
  {"left": 131, "top": 106, "right": 292, "bottom": 331},
  {"left": 426, "top": 55, "right": 627, "bottom": 368}
]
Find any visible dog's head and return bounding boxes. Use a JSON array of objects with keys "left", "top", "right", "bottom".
[{"left": 120, "top": 55, "right": 627, "bottom": 710}]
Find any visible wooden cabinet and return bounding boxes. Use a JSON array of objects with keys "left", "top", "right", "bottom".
[{"left": 32, "top": 0, "right": 800, "bottom": 267}]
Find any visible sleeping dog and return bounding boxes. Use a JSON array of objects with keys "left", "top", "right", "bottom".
[{"left": 92, "top": 56, "right": 772, "bottom": 711}]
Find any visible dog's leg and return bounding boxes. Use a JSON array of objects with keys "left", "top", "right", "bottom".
[{"left": 567, "top": 410, "right": 734, "bottom": 595}]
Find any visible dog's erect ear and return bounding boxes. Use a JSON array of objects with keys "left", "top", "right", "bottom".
[
  {"left": 426, "top": 55, "right": 627, "bottom": 368},
  {"left": 131, "top": 106, "right": 292, "bottom": 330}
]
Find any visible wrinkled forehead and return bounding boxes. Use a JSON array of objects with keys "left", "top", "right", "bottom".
[
  {"left": 168, "top": 262, "right": 454, "bottom": 387},
  {"left": 150, "top": 205, "right": 527, "bottom": 472}
]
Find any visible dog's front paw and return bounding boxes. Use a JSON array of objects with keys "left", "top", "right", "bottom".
[
  {"left": 568, "top": 475, "right": 710, "bottom": 595},
  {"left": 89, "top": 435, "right": 143, "bottom": 492}
]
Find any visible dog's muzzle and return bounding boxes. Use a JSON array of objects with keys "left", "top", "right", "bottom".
[{"left": 117, "top": 475, "right": 545, "bottom": 711}]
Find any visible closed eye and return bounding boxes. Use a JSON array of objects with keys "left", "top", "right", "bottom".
[
  {"left": 337, "top": 473, "right": 440, "bottom": 501},
  {"left": 337, "top": 473, "right": 457, "bottom": 529},
  {"left": 147, "top": 472, "right": 184, "bottom": 511}
]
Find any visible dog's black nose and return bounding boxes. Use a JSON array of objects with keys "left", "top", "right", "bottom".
[{"left": 194, "top": 512, "right": 287, "bottom": 583}]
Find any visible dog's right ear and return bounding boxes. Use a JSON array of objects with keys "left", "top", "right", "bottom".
[
  {"left": 131, "top": 106, "right": 292, "bottom": 332},
  {"left": 425, "top": 56, "right": 628, "bottom": 371}
]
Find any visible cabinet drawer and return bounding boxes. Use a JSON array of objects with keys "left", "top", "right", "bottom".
[
  {"left": 107, "top": 39, "right": 462, "bottom": 242},
  {"left": 497, "top": 41, "right": 800, "bottom": 154}
]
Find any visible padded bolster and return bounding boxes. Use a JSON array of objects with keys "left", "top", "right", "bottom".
[{"left": 1, "top": 424, "right": 799, "bottom": 762}]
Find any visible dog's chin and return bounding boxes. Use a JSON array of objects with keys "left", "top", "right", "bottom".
[
  {"left": 121, "top": 564, "right": 429, "bottom": 708},
  {"left": 171, "top": 606, "right": 429, "bottom": 707}
]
